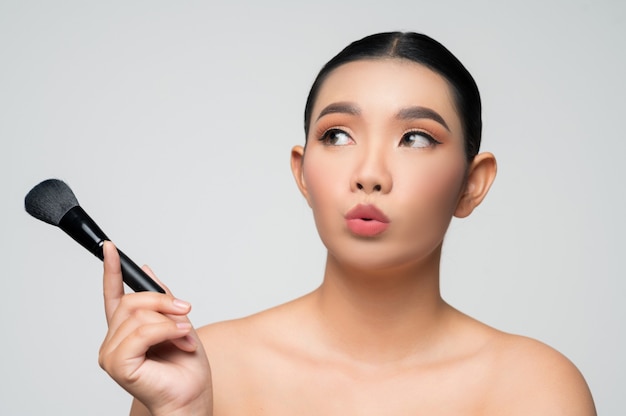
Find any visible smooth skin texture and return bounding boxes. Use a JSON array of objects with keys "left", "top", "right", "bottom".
[
  {"left": 101, "top": 59, "right": 596, "bottom": 415},
  {"left": 100, "top": 242, "right": 212, "bottom": 416}
]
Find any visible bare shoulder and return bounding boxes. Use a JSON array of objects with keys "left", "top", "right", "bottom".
[
  {"left": 485, "top": 332, "right": 596, "bottom": 415},
  {"left": 195, "top": 303, "right": 596, "bottom": 415},
  {"left": 195, "top": 310, "right": 271, "bottom": 366},
  {"left": 196, "top": 295, "right": 306, "bottom": 352},
  {"left": 195, "top": 295, "right": 314, "bottom": 372},
  {"left": 195, "top": 297, "right": 313, "bottom": 414}
]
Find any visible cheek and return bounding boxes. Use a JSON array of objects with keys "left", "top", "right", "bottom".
[
  {"left": 302, "top": 158, "right": 322, "bottom": 198},
  {"left": 394, "top": 156, "right": 467, "bottom": 221},
  {"left": 301, "top": 144, "right": 355, "bottom": 198},
  {"left": 301, "top": 153, "right": 349, "bottom": 243},
  {"left": 302, "top": 154, "right": 338, "bottom": 210}
]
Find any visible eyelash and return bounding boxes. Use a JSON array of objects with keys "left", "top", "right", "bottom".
[
  {"left": 399, "top": 130, "right": 442, "bottom": 148},
  {"left": 319, "top": 128, "right": 354, "bottom": 146},
  {"left": 318, "top": 128, "right": 441, "bottom": 148}
]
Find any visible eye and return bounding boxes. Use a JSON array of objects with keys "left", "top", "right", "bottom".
[
  {"left": 399, "top": 130, "right": 441, "bottom": 148},
  {"left": 319, "top": 128, "right": 354, "bottom": 146}
]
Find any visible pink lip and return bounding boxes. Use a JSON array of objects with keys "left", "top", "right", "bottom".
[{"left": 345, "top": 204, "right": 390, "bottom": 237}]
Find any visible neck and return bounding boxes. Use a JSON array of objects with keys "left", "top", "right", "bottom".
[{"left": 311, "top": 245, "right": 450, "bottom": 365}]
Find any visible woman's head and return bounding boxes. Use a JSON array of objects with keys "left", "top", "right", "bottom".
[
  {"left": 291, "top": 32, "right": 496, "bottom": 271},
  {"left": 304, "top": 32, "right": 482, "bottom": 162}
]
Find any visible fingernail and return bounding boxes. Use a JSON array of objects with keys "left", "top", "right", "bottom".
[
  {"left": 173, "top": 298, "right": 191, "bottom": 310},
  {"left": 176, "top": 322, "right": 192, "bottom": 330},
  {"left": 184, "top": 334, "right": 197, "bottom": 349}
]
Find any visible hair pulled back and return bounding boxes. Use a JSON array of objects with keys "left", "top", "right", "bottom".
[{"left": 304, "top": 32, "right": 482, "bottom": 161}]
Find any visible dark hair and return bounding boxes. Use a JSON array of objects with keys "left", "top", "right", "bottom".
[{"left": 304, "top": 32, "right": 482, "bottom": 161}]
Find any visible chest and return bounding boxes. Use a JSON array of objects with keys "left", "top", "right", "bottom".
[{"left": 213, "top": 355, "right": 495, "bottom": 415}]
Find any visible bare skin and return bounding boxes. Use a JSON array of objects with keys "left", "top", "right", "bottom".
[
  {"left": 128, "top": 295, "right": 595, "bottom": 415},
  {"left": 104, "top": 59, "right": 596, "bottom": 415},
  {"left": 200, "top": 295, "right": 594, "bottom": 415},
  {"left": 100, "top": 243, "right": 212, "bottom": 416}
]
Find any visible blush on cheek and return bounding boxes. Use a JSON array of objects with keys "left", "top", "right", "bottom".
[
  {"left": 434, "top": 163, "right": 466, "bottom": 203},
  {"left": 302, "top": 149, "right": 347, "bottom": 201},
  {"left": 301, "top": 156, "right": 352, "bottom": 250},
  {"left": 302, "top": 159, "right": 334, "bottom": 216},
  {"left": 397, "top": 159, "right": 467, "bottom": 219},
  {"left": 302, "top": 163, "right": 325, "bottom": 204}
]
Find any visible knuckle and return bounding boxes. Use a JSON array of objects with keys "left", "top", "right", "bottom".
[
  {"left": 160, "top": 295, "right": 174, "bottom": 310},
  {"left": 134, "top": 323, "right": 152, "bottom": 339},
  {"left": 129, "top": 308, "right": 143, "bottom": 320},
  {"left": 131, "top": 308, "right": 154, "bottom": 322},
  {"left": 97, "top": 350, "right": 110, "bottom": 371}
]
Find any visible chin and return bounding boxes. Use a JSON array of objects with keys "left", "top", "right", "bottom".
[{"left": 326, "top": 240, "right": 442, "bottom": 276}]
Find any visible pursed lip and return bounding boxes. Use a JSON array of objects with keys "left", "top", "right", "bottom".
[
  {"left": 345, "top": 204, "right": 390, "bottom": 223},
  {"left": 344, "top": 204, "right": 390, "bottom": 237}
]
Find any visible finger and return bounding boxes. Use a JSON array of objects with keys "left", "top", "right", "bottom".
[
  {"left": 138, "top": 266, "right": 195, "bottom": 330},
  {"left": 103, "top": 241, "right": 124, "bottom": 324},
  {"left": 100, "top": 320, "right": 195, "bottom": 376},
  {"left": 103, "top": 306, "right": 194, "bottom": 354},
  {"left": 169, "top": 333, "right": 198, "bottom": 353},
  {"left": 106, "top": 293, "right": 192, "bottom": 333},
  {"left": 141, "top": 264, "right": 173, "bottom": 296},
  {"left": 114, "top": 321, "right": 195, "bottom": 365}
]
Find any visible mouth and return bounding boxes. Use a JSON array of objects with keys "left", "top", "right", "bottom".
[
  {"left": 345, "top": 204, "right": 389, "bottom": 222},
  {"left": 345, "top": 204, "right": 390, "bottom": 237}
]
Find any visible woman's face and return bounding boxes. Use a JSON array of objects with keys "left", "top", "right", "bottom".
[{"left": 294, "top": 58, "right": 469, "bottom": 272}]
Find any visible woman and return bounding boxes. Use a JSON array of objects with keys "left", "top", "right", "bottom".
[{"left": 99, "top": 32, "right": 596, "bottom": 415}]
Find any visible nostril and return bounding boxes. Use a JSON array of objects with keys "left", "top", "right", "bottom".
[{"left": 355, "top": 182, "right": 383, "bottom": 192}]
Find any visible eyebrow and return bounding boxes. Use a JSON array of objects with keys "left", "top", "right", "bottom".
[
  {"left": 316, "top": 102, "right": 361, "bottom": 121},
  {"left": 315, "top": 102, "right": 450, "bottom": 132},
  {"left": 396, "top": 106, "right": 450, "bottom": 131}
]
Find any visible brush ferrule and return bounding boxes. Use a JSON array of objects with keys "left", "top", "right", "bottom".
[{"left": 58, "top": 206, "right": 109, "bottom": 258}]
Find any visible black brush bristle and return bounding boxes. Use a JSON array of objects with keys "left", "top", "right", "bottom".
[{"left": 25, "top": 179, "right": 80, "bottom": 226}]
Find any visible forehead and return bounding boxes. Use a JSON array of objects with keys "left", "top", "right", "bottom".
[{"left": 312, "top": 59, "right": 461, "bottom": 133}]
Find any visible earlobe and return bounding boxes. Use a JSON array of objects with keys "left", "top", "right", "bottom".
[
  {"left": 454, "top": 152, "right": 497, "bottom": 218},
  {"left": 290, "top": 145, "right": 310, "bottom": 204}
]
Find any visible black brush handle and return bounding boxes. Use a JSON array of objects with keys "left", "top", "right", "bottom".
[
  {"left": 117, "top": 249, "right": 165, "bottom": 293},
  {"left": 59, "top": 206, "right": 165, "bottom": 293}
]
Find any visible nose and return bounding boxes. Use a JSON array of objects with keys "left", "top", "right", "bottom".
[{"left": 351, "top": 147, "right": 392, "bottom": 194}]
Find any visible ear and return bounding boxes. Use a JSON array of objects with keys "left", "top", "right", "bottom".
[
  {"left": 454, "top": 152, "right": 497, "bottom": 218},
  {"left": 290, "top": 145, "right": 311, "bottom": 205}
]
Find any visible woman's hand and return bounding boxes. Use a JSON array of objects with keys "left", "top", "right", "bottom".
[{"left": 98, "top": 241, "right": 212, "bottom": 416}]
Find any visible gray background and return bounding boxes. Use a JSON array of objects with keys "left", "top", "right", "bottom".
[{"left": 1, "top": 0, "right": 624, "bottom": 414}]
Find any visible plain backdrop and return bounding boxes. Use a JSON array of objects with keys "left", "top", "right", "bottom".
[{"left": 1, "top": 0, "right": 624, "bottom": 414}]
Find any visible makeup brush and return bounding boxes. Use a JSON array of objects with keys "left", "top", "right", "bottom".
[{"left": 24, "top": 179, "right": 165, "bottom": 293}]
